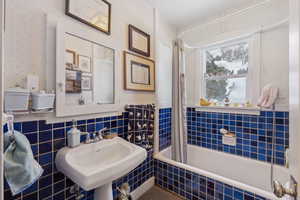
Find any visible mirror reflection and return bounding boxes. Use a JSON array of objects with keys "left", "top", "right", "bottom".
[{"left": 64, "top": 33, "right": 114, "bottom": 105}]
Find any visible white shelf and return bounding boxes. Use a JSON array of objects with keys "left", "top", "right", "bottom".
[
  {"left": 194, "top": 106, "right": 261, "bottom": 115},
  {"left": 10, "top": 109, "right": 54, "bottom": 116}
]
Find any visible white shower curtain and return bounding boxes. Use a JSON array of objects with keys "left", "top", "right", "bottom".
[{"left": 171, "top": 39, "right": 187, "bottom": 163}]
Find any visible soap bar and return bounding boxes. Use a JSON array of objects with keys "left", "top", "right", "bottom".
[{"left": 103, "top": 133, "right": 118, "bottom": 139}]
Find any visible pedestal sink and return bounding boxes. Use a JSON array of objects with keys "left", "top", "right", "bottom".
[{"left": 55, "top": 137, "right": 147, "bottom": 200}]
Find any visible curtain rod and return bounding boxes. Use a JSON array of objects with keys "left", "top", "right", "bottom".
[
  {"left": 255, "top": 18, "right": 289, "bottom": 34},
  {"left": 179, "top": 0, "right": 273, "bottom": 37},
  {"left": 184, "top": 18, "right": 289, "bottom": 49}
]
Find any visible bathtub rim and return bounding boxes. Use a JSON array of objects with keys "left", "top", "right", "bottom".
[{"left": 154, "top": 146, "right": 284, "bottom": 200}]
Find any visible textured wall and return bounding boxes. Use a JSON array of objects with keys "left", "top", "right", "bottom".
[
  {"left": 4, "top": 0, "right": 175, "bottom": 108},
  {"left": 183, "top": 0, "right": 289, "bottom": 109}
]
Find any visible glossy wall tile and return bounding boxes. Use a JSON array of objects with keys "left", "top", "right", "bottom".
[
  {"left": 187, "top": 108, "right": 289, "bottom": 166},
  {"left": 155, "top": 159, "right": 270, "bottom": 200},
  {"left": 3, "top": 110, "right": 154, "bottom": 200},
  {"left": 159, "top": 108, "right": 172, "bottom": 151}
]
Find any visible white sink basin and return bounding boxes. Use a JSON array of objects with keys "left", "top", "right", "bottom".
[{"left": 55, "top": 137, "right": 147, "bottom": 200}]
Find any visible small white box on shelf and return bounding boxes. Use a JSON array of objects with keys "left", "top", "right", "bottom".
[
  {"left": 32, "top": 91, "right": 55, "bottom": 111},
  {"left": 4, "top": 87, "right": 30, "bottom": 112}
]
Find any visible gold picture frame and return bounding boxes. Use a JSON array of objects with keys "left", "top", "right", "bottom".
[
  {"left": 65, "top": 49, "right": 77, "bottom": 69},
  {"left": 124, "top": 51, "right": 155, "bottom": 92}
]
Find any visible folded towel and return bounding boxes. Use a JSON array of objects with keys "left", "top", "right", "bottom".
[
  {"left": 4, "top": 131, "right": 43, "bottom": 195},
  {"left": 257, "top": 84, "right": 279, "bottom": 109}
]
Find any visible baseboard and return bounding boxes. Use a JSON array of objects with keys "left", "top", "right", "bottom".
[{"left": 130, "top": 177, "right": 155, "bottom": 200}]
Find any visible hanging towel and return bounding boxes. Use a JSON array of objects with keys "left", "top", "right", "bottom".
[
  {"left": 4, "top": 131, "right": 43, "bottom": 196},
  {"left": 257, "top": 84, "right": 279, "bottom": 109}
]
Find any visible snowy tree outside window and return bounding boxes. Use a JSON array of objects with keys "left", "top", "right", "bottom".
[{"left": 204, "top": 42, "right": 249, "bottom": 103}]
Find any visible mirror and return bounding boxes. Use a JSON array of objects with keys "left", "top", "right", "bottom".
[
  {"left": 56, "top": 21, "right": 119, "bottom": 117},
  {"left": 64, "top": 33, "right": 114, "bottom": 106}
]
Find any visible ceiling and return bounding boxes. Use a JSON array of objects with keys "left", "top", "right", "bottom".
[{"left": 147, "top": 0, "right": 268, "bottom": 31}]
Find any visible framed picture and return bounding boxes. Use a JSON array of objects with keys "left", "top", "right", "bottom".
[
  {"left": 66, "top": 0, "right": 111, "bottom": 35},
  {"left": 81, "top": 76, "right": 93, "bottom": 91},
  {"left": 78, "top": 55, "right": 91, "bottom": 73},
  {"left": 65, "top": 49, "right": 76, "bottom": 69},
  {"left": 124, "top": 51, "right": 155, "bottom": 92},
  {"left": 129, "top": 25, "right": 150, "bottom": 57},
  {"left": 131, "top": 61, "right": 150, "bottom": 85},
  {"left": 66, "top": 70, "right": 82, "bottom": 93}
]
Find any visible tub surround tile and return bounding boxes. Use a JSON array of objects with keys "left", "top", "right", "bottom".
[
  {"left": 159, "top": 108, "right": 172, "bottom": 151},
  {"left": 155, "top": 159, "right": 271, "bottom": 200},
  {"left": 3, "top": 110, "right": 154, "bottom": 200},
  {"left": 187, "top": 108, "right": 289, "bottom": 166}
]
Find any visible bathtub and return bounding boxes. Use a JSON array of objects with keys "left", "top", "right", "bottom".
[{"left": 154, "top": 145, "right": 290, "bottom": 200}]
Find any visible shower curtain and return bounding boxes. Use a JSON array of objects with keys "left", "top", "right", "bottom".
[{"left": 171, "top": 39, "right": 187, "bottom": 163}]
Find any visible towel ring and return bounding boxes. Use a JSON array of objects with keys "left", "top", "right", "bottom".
[{"left": 4, "top": 113, "right": 15, "bottom": 142}]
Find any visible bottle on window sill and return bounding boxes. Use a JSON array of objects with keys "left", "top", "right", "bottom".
[{"left": 223, "top": 97, "right": 231, "bottom": 106}]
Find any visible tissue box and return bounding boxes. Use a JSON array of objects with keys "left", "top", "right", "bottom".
[
  {"left": 32, "top": 91, "right": 55, "bottom": 110},
  {"left": 5, "top": 88, "right": 30, "bottom": 112}
]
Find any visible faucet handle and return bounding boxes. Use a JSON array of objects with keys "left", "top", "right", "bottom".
[
  {"left": 81, "top": 132, "right": 92, "bottom": 144},
  {"left": 97, "top": 131, "right": 104, "bottom": 140},
  {"left": 96, "top": 128, "right": 107, "bottom": 140},
  {"left": 95, "top": 131, "right": 103, "bottom": 141}
]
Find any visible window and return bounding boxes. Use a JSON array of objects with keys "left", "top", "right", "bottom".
[{"left": 203, "top": 41, "right": 249, "bottom": 104}]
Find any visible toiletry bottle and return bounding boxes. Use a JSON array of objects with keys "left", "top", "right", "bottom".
[{"left": 67, "top": 120, "right": 81, "bottom": 148}]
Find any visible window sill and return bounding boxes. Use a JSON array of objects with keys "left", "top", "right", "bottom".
[{"left": 193, "top": 105, "right": 261, "bottom": 115}]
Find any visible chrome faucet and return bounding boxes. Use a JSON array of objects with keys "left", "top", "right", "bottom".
[
  {"left": 96, "top": 127, "right": 108, "bottom": 140},
  {"left": 273, "top": 176, "right": 297, "bottom": 199},
  {"left": 83, "top": 132, "right": 98, "bottom": 144},
  {"left": 83, "top": 128, "right": 108, "bottom": 144}
]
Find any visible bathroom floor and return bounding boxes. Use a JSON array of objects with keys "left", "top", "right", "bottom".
[{"left": 138, "top": 186, "right": 183, "bottom": 200}]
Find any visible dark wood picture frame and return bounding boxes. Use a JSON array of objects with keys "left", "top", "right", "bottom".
[
  {"left": 128, "top": 25, "right": 151, "bottom": 57},
  {"left": 66, "top": 0, "right": 111, "bottom": 35},
  {"left": 124, "top": 51, "right": 155, "bottom": 92}
]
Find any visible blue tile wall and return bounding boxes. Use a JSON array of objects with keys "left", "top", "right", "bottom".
[
  {"left": 187, "top": 108, "right": 289, "bottom": 166},
  {"left": 4, "top": 111, "right": 154, "bottom": 200},
  {"left": 159, "top": 108, "right": 172, "bottom": 151},
  {"left": 113, "top": 150, "right": 154, "bottom": 197},
  {"left": 155, "top": 159, "right": 270, "bottom": 200}
]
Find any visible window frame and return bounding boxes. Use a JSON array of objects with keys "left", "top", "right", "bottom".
[{"left": 201, "top": 37, "right": 254, "bottom": 104}]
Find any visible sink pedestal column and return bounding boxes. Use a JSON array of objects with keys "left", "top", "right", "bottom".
[{"left": 94, "top": 182, "right": 113, "bottom": 200}]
